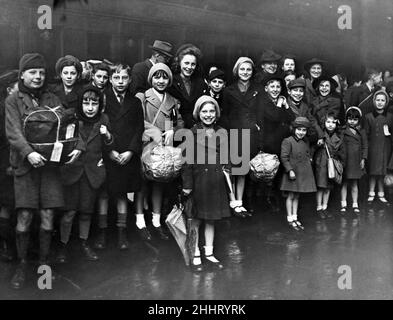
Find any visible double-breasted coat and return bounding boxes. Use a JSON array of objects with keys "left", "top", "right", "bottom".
[
  {"left": 136, "top": 88, "right": 184, "bottom": 144},
  {"left": 221, "top": 81, "right": 262, "bottom": 165},
  {"left": 363, "top": 110, "right": 393, "bottom": 176},
  {"left": 181, "top": 123, "right": 231, "bottom": 220},
  {"left": 314, "top": 131, "right": 346, "bottom": 188},
  {"left": 167, "top": 74, "right": 206, "bottom": 129},
  {"left": 342, "top": 126, "right": 368, "bottom": 179},
  {"left": 103, "top": 87, "right": 144, "bottom": 195},
  {"left": 280, "top": 135, "right": 316, "bottom": 193}
]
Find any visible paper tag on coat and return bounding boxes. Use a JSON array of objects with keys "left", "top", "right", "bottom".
[
  {"left": 65, "top": 124, "right": 76, "bottom": 139},
  {"left": 383, "top": 125, "right": 391, "bottom": 136},
  {"left": 97, "top": 159, "right": 104, "bottom": 167},
  {"left": 50, "top": 142, "right": 63, "bottom": 162}
]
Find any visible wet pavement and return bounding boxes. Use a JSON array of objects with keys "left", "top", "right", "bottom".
[{"left": 1, "top": 193, "right": 393, "bottom": 300}]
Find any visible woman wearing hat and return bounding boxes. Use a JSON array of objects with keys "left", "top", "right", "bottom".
[
  {"left": 310, "top": 76, "right": 345, "bottom": 127},
  {"left": 280, "top": 116, "right": 316, "bottom": 230},
  {"left": 257, "top": 74, "right": 292, "bottom": 212},
  {"left": 255, "top": 50, "right": 282, "bottom": 85},
  {"left": 182, "top": 95, "right": 231, "bottom": 272},
  {"left": 221, "top": 57, "right": 261, "bottom": 216},
  {"left": 49, "top": 55, "right": 83, "bottom": 111},
  {"left": 168, "top": 44, "right": 206, "bottom": 129},
  {"left": 134, "top": 63, "right": 184, "bottom": 242},
  {"left": 303, "top": 58, "right": 326, "bottom": 105},
  {"left": 363, "top": 90, "right": 393, "bottom": 205},
  {"left": 5, "top": 53, "right": 84, "bottom": 289}
]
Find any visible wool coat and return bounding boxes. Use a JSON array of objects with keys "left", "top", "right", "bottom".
[
  {"left": 167, "top": 74, "right": 206, "bottom": 129},
  {"left": 49, "top": 82, "right": 82, "bottom": 111},
  {"left": 363, "top": 110, "right": 393, "bottom": 175},
  {"left": 280, "top": 135, "right": 316, "bottom": 193},
  {"left": 5, "top": 90, "right": 85, "bottom": 177},
  {"left": 348, "top": 83, "right": 378, "bottom": 116},
  {"left": 181, "top": 123, "right": 231, "bottom": 220},
  {"left": 103, "top": 87, "right": 144, "bottom": 194},
  {"left": 314, "top": 131, "right": 346, "bottom": 189},
  {"left": 342, "top": 126, "right": 368, "bottom": 179},
  {"left": 221, "top": 81, "right": 262, "bottom": 164},
  {"left": 130, "top": 59, "right": 153, "bottom": 95},
  {"left": 311, "top": 94, "right": 344, "bottom": 126},
  {"left": 257, "top": 92, "right": 292, "bottom": 156},
  {"left": 136, "top": 88, "right": 184, "bottom": 144},
  {"left": 61, "top": 114, "right": 112, "bottom": 189}
]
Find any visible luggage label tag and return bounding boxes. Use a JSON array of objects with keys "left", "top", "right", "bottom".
[
  {"left": 383, "top": 125, "right": 391, "bottom": 136},
  {"left": 50, "top": 142, "right": 64, "bottom": 162},
  {"left": 97, "top": 159, "right": 104, "bottom": 167},
  {"left": 65, "top": 124, "right": 76, "bottom": 139}
]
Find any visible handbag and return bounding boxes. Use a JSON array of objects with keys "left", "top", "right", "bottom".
[
  {"left": 325, "top": 143, "right": 343, "bottom": 184},
  {"left": 384, "top": 173, "right": 393, "bottom": 187}
]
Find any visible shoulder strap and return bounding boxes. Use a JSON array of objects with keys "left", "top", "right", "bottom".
[{"left": 324, "top": 142, "right": 332, "bottom": 159}]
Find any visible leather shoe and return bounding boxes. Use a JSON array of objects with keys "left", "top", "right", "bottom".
[
  {"left": 81, "top": 243, "right": 99, "bottom": 261},
  {"left": 11, "top": 261, "right": 27, "bottom": 289},
  {"left": 204, "top": 255, "right": 224, "bottom": 270},
  {"left": 137, "top": 227, "right": 152, "bottom": 242},
  {"left": 153, "top": 226, "right": 169, "bottom": 240}
]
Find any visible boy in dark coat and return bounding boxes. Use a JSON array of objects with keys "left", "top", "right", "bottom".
[
  {"left": 57, "top": 85, "right": 113, "bottom": 263},
  {"left": 103, "top": 63, "right": 144, "bottom": 249},
  {"left": 5, "top": 53, "right": 84, "bottom": 289}
]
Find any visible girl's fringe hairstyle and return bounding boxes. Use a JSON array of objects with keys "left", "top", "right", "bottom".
[
  {"left": 82, "top": 90, "right": 100, "bottom": 101},
  {"left": 321, "top": 111, "right": 340, "bottom": 129}
]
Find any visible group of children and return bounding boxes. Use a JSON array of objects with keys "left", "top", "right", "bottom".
[
  {"left": 1, "top": 47, "right": 393, "bottom": 289},
  {"left": 280, "top": 90, "right": 393, "bottom": 231}
]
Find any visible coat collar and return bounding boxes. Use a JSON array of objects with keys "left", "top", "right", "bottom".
[
  {"left": 145, "top": 88, "right": 176, "bottom": 115},
  {"left": 105, "top": 87, "right": 132, "bottom": 120},
  {"left": 225, "top": 81, "right": 260, "bottom": 103},
  {"left": 343, "top": 126, "right": 361, "bottom": 140}
]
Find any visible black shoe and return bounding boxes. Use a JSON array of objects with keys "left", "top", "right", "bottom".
[
  {"left": 340, "top": 206, "right": 347, "bottom": 216},
  {"left": 288, "top": 221, "right": 300, "bottom": 231},
  {"left": 153, "top": 226, "right": 169, "bottom": 241},
  {"left": 118, "top": 228, "right": 129, "bottom": 250},
  {"left": 317, "top": 209, "right": 326, "bottom": 220},
  {"left": 190, "top": 256, "right": 204, "bottom": 273},
  {"left": 353, "top": 207, "right": 361, "bottom": 215},
  {"left": 204, "top": 255, "right": 224, "bottom": 270},
  {"left": 0, "top": 241, "right": 14, "bottom": 262},
  {"left": 11, "top": 261, "right": 27, "bottom": 289},
  {"left": 294, "top": 220, "right": 305, "bottom": 230},
  {"left": 94, "top": 229, "right": 106, "bottom": 250},
  {"left": 81, "top": 243, "right": 99, "bottom": 261},
  {"left": 325, "top": 209, "right": 333, "bottom": 218},
  {"left": 55, "top": 244, "right": 67, "bottom": 264},
  {"left": 137, "top": 227, "right": 152, "bottom": 242}
]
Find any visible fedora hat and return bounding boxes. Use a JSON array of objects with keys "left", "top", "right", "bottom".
[
  {"left": 149, "top": 40, "right": 173, "bottom": 58},
  {"left": 259, "top": 50, "right": 282, "bottom": 64},
  {"left": 303, "top": 58, "right": 326, "bottom": 71}
]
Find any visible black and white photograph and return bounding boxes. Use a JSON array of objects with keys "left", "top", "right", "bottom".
[{"left": 0, "top": 0, "right": 393, "bottom": 304}]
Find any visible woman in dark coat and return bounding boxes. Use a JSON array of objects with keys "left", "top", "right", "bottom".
[
  {"left": 103, "top": 64, "right": 144, "bottom": 249},
  {"left": 182, "top": 96, "right": 231, "bottom": 272},
  {"left": 167, "top": 44, "right": 206, "bottom": 129},
  {"left": 221, "top": 57, "right": 262, "bottom": 215},
  {"left": 310, "top": 76, "right": 345, "bottom": 127},
  {"left": 363, "top": 90, "right": 393, "bottom": 204},
  {"left": 303, "top": 58, "right": 326, "bottom": 105},
  {"left": 49, "top": 55, "right": 83, "bottom": 111}
]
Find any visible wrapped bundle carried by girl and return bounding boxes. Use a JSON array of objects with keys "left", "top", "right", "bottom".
[{"left": 141, "top": 141, "right": 183, "bottom": 182}]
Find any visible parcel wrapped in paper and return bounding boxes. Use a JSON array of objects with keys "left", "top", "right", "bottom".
[{"left": 249, "top": 151, "right": 280, "bottom": 182}]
